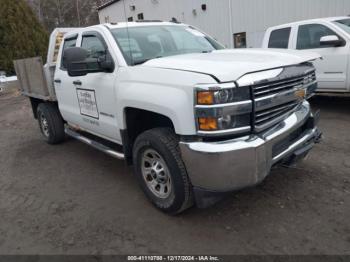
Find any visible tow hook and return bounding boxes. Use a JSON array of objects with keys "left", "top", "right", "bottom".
[
  {"left": 310, "top": 109, "right": 322, "bottom": 144},
  {"left": 314, "top": 129, "right": 323, "bottom": 144}
]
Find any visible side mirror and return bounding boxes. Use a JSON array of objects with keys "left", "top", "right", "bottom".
[
  {"left": 98, "top": 52, "right": 115, "bottom": 73},
  {"left": 63, "top": 47, "right": 115, "bottom": 76},
  {"left": 320, "top": 35, "right": 344, "bottom": 47},
  {"left": 64, "top": 47, "right": 89, "bottom": 77}
]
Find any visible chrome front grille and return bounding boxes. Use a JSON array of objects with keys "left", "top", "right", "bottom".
[
  {"left": 253, "top": 71, "right": 316, "bottom": 98},
  {"left": 251, "top": 67, "right": 316, "bottom": 132},
  {"left": 254, "top": 101, "right": 300, "bottom": 130}
]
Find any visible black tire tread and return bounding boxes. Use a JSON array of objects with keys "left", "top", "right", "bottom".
[
  {"left": 134, "top": 128, "right": 193, "bottom": 214},
  {"left": 37, "top": 103, "right": 65, "bottom": 144}
]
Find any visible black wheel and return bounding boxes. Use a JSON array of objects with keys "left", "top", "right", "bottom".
[
  {"left": 37, "top": 103, "right": 65, "bottom": 145},
  {"left": 133, "top": 128, "right": 193, "bottom": 214}
]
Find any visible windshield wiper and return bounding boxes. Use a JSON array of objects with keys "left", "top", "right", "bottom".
[
  {"left": 133, "top": 59, "right": 151, "bottom": 65},
  {"left": 133, "top": 56, "right": 163, "bottom": 66}
]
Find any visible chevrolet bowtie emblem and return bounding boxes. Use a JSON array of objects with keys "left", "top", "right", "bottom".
[{"left": 295, "top": 88, "right": 306, "bottom": 99}]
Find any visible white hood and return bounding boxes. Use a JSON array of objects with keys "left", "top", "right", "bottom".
[{"left": 142, "top": 49, "right": 321, "bottom": 82}]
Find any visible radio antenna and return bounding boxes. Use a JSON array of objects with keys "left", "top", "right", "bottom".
[{"left": 122, "top": 0, "right": 134, "bottom": 65}]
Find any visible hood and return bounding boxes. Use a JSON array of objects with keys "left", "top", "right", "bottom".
[{"left": 142, "top": 49, "right": 321, "bottom": 82}]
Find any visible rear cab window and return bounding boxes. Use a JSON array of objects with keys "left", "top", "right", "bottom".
[{"left": 268, "top": 27, "right": 291, "bottom": 49}]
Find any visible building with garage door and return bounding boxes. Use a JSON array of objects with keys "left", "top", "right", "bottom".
[{"left": 97, "top": 0, "right": 350, "bottom": 48}]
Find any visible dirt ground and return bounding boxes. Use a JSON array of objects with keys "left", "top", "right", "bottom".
[{"left": 0, "top": 92, "right": 349, "bottom": 255}]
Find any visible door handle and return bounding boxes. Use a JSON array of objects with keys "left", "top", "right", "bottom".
[
  {"left": 73, "top": 80, "right": 82, "bottom": 86},
  {"left": 54, "top": 79, "right": 61, "bottom": 83}
]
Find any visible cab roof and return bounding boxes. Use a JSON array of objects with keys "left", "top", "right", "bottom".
[
  {"left": 104, "top": 21, "right": 186, "bottom": 29},
  {"left": 61, "top": 21, "right": 187, "bottom": 40},
  {"left": 268, "top": 16, "right": 350, "bottom": 29}
]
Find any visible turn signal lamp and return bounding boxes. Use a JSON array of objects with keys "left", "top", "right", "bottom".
[
  {"left": 198, "top": 117, "right": 218, "bottom": 130},
  {"left": 197, "top": 89, "right": 238, "bottom": 105},
  {"left": 197, "top": 91, "right": 214, "bottom": 105}
]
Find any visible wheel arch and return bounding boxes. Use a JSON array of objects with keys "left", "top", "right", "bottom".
[
  {"left": 121, "top": 107, "right": 176, "bottom": 164},
  {"left": 29, "top": 98, "right": 60, "bottom": 119}
]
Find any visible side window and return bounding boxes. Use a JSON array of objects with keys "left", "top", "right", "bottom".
[
  {"left": 268, "top": 27, "right": 291, "bottom": 49},
  {"left": 81, "top": 35, "right": 106, "bottom": 59},
  {"left": 297, "top": 24, "right": 339, "bottom": 49},
  {"left": 61, "top": 37, "right": 77, "bottom": 70}
]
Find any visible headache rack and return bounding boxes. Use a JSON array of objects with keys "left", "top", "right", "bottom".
[{"left": 13, "top": 28, "right": 78, "bottom": 101}]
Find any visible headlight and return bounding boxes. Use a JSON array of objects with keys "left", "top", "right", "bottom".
[
  {"left": 197, "top": 86, "right": 250, "bottom": 105},
  {"left": 195, "top": 83, "right": 252, "bottom": 135},
  {"left": 214, "top": 89, "right": 234, "bottom": 104}
]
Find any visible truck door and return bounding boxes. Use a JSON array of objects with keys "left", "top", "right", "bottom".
[
  {"left": 295, "top": 23, "right": 349, "bottom": 92},
  {"left": 54, "top": 34, "right": 84, "bottom": 127},
  {"left": 74, "top": 31, "right": 120, "bottom": 142}
]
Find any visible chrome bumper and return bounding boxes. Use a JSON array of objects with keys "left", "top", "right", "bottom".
[{"left": 180, "top": 101, "right": 320, "bottom": 192}]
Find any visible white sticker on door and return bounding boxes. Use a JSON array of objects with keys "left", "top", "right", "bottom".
[{"left": 76, "top": 89, "right": 99, "bottom": 119}]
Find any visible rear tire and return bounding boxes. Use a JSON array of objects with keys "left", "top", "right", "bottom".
[
  {"left": 37, "top": 103, "right": 65, "bottom": 145},
  {"left": 133, "top": 128, "right": 193, "bottom": 215}
]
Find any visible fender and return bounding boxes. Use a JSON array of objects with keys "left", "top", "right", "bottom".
[{"left": 116, "top": 66, "right": 217, "bottom": 135}]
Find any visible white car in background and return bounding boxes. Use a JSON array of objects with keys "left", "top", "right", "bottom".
[{"left": 263, "top": 17, "right": 350, "bottom": 94}]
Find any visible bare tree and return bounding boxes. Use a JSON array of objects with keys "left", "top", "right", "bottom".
[{"left": 26, "top": 0, "right": 107, "bottom": 32}]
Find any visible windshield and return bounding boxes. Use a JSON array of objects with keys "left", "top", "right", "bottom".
[
  {"left": 111, "top": 25, "right": 224, "bottom": 65},
  {"left": 333, "top": 18, "right": 350, "bottom": 34}
]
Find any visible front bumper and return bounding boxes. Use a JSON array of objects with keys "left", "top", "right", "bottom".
[{"left": 180, "top": 101, "right": 321, "bottom": 195}]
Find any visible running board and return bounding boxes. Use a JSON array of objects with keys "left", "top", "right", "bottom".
[{"left": 65, "top": 128, "right": 125, "bottom": 160}]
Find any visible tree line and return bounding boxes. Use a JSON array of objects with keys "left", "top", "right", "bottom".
[
  {"left": 0, "top": 0, "right": 110, "bottom": 74},
  {"left": 26, "top": 0, "right": 109, "bottom": 32},
  {"left": 0, "top": 0, "right": 48, "bottom": 74}
]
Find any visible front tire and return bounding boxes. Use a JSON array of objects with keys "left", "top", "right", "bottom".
[
  {"left": 133, "top": 128, "right": 193, "bottom": 214},
  {"left": 37, "top": 103, "right": 65, "bottom": 145}
]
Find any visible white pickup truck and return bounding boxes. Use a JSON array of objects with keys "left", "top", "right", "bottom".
[
  {"left": 15, "top": 22, "right": 322, "bottom": 214},
  {"left": 263, "top": 16, "right": 350, "bottom": 94}
]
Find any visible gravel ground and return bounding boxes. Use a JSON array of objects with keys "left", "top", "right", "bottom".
[{"left": 0, "top": 92, "right": 349, "bottom": 255}]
